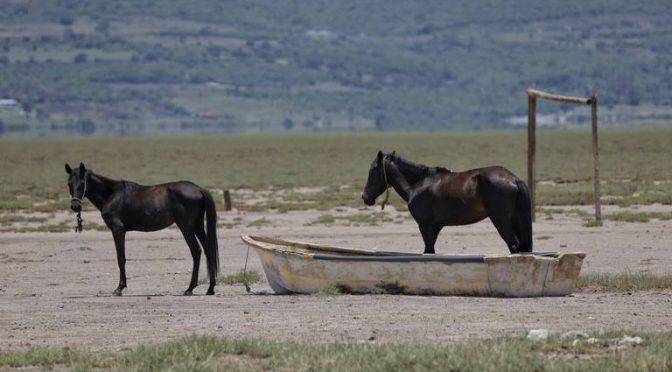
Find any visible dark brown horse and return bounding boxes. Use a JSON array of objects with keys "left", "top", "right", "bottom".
[
  {"left": 361, "top": 151, "right": 532, "bottom": 254},
  {"left": 65, "top": 163, "right": 219, "bottom": 296}
]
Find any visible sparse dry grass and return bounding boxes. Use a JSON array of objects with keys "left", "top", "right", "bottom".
[
  {"left": 200, "top": 270, "right": 263, "bottom": 286},
  {"left": 1, "top": 332, "right": 671, "bottom": 371},
  {"left": 603, "top": 211, "right": 672, "bottom": 223},
  {"left": 307, "top": 212, "right": 394, "bottom": 226},
  {"left": 576, "top": 272, "right": 672, "bottom": 292},
  {"left": 1, "top": 130, "right": 670, "bottom": 213},
  {"left": 539, "top": 207, "right": 672, "bottom": 227}
]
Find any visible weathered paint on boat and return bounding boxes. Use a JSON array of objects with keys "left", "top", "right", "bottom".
[{"left": 240, "top": 235, "right": 586, "bottom": 297}]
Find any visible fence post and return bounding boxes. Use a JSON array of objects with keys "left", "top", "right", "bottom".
[
  {"left": 591, "top": 95, "right": 602, "bottom": 224},
  {"left": 526, "top": 88, "right": 600, "bottom": 224},
  {"left": 527, "top": 95, "right": 536, "bottom": 222},
  {"left": 223, "top": 190, "right": 232, "bottom": 211}
]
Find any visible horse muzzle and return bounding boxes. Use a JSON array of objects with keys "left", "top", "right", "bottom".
[
  {"left": 361, "top": 192, "right": 375, "bottom": 206},
  {"left": 70, "top": 200, "right": 82, "bottom": 213}
]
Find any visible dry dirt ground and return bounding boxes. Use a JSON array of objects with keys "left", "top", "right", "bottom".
[{"left": 1, "top": 204, "right": 671, "bottom": 351}]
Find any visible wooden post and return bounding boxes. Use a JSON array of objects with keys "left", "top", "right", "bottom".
[
  {"left": 591, "top": 95, "right": 602, "bottom": 224},
  {"left": 223, "top": 190, "right": 232, "bottom": 211},
  {"left": 526, "top": 88, "right": 600, "bottom": 224},
  {"left": 527, "top": 95, "right": 536, "bottom": 221}
]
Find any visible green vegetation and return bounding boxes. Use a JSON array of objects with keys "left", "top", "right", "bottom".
[
  {"left": 308, "top": 212, "right": 394, "bottom": 226},
  {"left": 582, "top": 220, "right": 603, "bottom": 228},
  {"left": 576, "top": 272, "right": 672, "bottom": 292},
  {"left": 315, "top": 284, "right": 349, "bottom": 297},
  {"left": 313, "top": 214, "right": 337, "bottom": 224},
  {"left": 0, "top": 214, "right": 47, "bottom": 225},
  {"left": 1, "top": 332, "right": 671, "bottom": 371},
  {"left": 371, "top": 281, "right": 407, "bottom": 295},
  {"left": 315, "top": 282, "right": 411, "bottom": 296},
  {"left": 603, "top": 211, "right": 672, "bottom": 223},
  {"left": 223, "top": 270, "right": 263, "bottom": 286},
  {"left": 199, "top": 270, "right": 262, "bottom": 286},
  {"left": 539, "top": 207, "right": 672, "bottom": 226},
  {"left": 247, "top": 218, "right": 271, "bottom": 228},
  {"left": 0, "top": 212, "right": 108, "bottom": 232},
  {"left": 0, "top": 1, "right": 671, "bottom": 136},
  {"left": 218, "top": 222, "right": 241, "bottom": 229},
  {"left": 0, "top": 221, "right": 71, "bottom": 233},
  {"left": 1, "top": 130, "right": 670, "bottom": 212}
]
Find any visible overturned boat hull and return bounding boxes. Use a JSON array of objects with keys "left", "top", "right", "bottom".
[{"left": 240, "top": 235, "right": 585, "bottom": 297}]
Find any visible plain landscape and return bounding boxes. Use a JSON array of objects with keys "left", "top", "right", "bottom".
[
  {"left": 1, "top": 1, "right": 672, "bottom": 370},
  {"left": 0, "top": 131, "right": 671, "bottom": 370}
]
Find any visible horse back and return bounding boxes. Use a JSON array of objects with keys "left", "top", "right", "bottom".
[
  {"left": 421, "top": 166, "right": 518, "bottom": 225},
  {"left": 472, "top": 166, "right": 520, "bottom": 192},
  {"left": 116, "top": 181, "right": 204, "bottom": 231}
]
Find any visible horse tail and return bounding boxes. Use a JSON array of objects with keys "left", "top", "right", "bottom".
[
  {"left": 202, "top": 189, "right": 220, "bottom": 277},
  {"left": 514, "top": 179, "right": 533, "bottom": 252}
]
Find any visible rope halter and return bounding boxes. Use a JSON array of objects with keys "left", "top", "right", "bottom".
[
  {"left": 71, "top": 172, "right": 88, "bottom": 233},
  {"left": 380, "top": 156, "right": 391, "bottom": 210},
  {"left": 70, "top": 171, "right": 88, "bottom": 204}
]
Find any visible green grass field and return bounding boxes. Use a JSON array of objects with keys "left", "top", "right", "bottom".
[
  {"left": 1, "top": 332, "right": 669, "bottom": 371},
  {"left": 1, "top": 129, "right": 670, "bottom": 212}
]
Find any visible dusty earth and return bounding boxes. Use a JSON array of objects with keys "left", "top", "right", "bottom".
[{"left": 1, "top": 204, "right": 671, "bottom": 351}]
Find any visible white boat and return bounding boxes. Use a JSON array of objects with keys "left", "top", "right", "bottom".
[{"left": 240, "top": 235, "right": 585, "bottom": 297}]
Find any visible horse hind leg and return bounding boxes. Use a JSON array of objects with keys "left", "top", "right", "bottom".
[
  {"left": 513, "top": 179, "right": 533, "bottom": 253},
  {"left": 478, "top": 201, "right": 517, "bottom": 253},
  {"left": 492, "top": 217, "right": 521, "bottom": 254},
  {"left": 484, "top": 209, "right": 521, "bottom": 253},
  {"left": 194, "top": 224, "right": 215, "bottom": 295},
  {"left": 177, "top": 223, "right": 202, "bottom": 296},
  {"left": 419, "top": 224, "right": 441, "bottom": 254},
  {"left": 479, "top": 181, "right": 520, "bottom": 253}
]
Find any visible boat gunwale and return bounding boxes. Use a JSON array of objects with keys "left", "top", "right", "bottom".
[
  {"left": 240, "top": 235, "right": 581, "bottom": 261},
  {"left": 241, "top": 235, "right": 412, "bottom": 257},
  {"left": 313, "top": 253, "right": 486, "bottom": 263}
]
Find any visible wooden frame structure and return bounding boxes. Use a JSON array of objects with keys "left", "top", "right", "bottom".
[{"left": 526, "top": 88, "right": 602, "bottom": 224}]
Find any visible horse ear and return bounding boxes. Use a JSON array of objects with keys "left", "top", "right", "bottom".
[
  {"left": 65, "top": 163, "right": 72, "bottom": 174},
  {"left": 79, "top": 162, "right": 86, "bottom": 174},
  {"left": 377, "top": 150, "right": 383, "bottom": 163},
  {"left": 391, "top": 150, "right": 396, "bottom": 158}
]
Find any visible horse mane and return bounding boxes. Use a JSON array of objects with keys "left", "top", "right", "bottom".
[
  {"left": 88, "top": 171, "right": 141, "bottom": 194},
  {"left": 391, "top": 154, "right": 451, "bottom": 176},
  {"left": 390, "top": 155, "right": 426, "bottom": 172},
  {"left": 89, "top": 170, "right": 137, "bottom": 185}
]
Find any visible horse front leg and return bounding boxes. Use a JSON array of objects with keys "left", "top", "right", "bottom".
[
  {"left": 111, "top": 228, "right": 127, "bottom": 296},
  {"left": 418, "top": 223, "right": 440, "bottom": 254}
]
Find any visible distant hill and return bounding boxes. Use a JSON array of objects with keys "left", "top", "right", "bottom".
[{"left": 0, "top": 0, "right": 671, "bottom": 135}]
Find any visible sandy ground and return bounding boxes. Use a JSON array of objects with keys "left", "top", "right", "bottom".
[{"left": 1, "top": 204, "right": 671, "bottom": 351}]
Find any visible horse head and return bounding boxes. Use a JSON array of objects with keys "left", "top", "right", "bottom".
[
  {"left": 361, "top": 150, "right": 395, "bottom": 206},
  {"left": 65, "top": 162, "right": 89, "bottom": 212}
]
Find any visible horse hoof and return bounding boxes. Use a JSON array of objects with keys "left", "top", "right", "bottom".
[
  {"left": 112, "top": 289, "right": 122, "bottom": 296},
  {"left": 206, "top": 289, "right": 214, "bottom": 296},
  {"left": 183, "top": 290, "right": 193, "bottom": 296}
]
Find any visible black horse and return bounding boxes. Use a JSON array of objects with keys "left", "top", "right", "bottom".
[
  {"left": 65, "top": 163, "right": 219, "bottom": 296},
  {"left": 361, "top": 151, "right": 532, "bottom": 254}
]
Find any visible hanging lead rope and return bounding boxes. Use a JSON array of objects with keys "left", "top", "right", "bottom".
[
  {"left": 74, "top": 211, "right": 83, "bottom": 232},
  {"left": 242, "top": 244, "right": 251, "bottom": 293}
]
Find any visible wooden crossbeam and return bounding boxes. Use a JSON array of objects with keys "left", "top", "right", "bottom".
[
  {"left": 527, "top": 88, "right": 593, "bottom": 105},
  {"left": 526, "top": 88, "right": 602, "bottom": 224}
]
